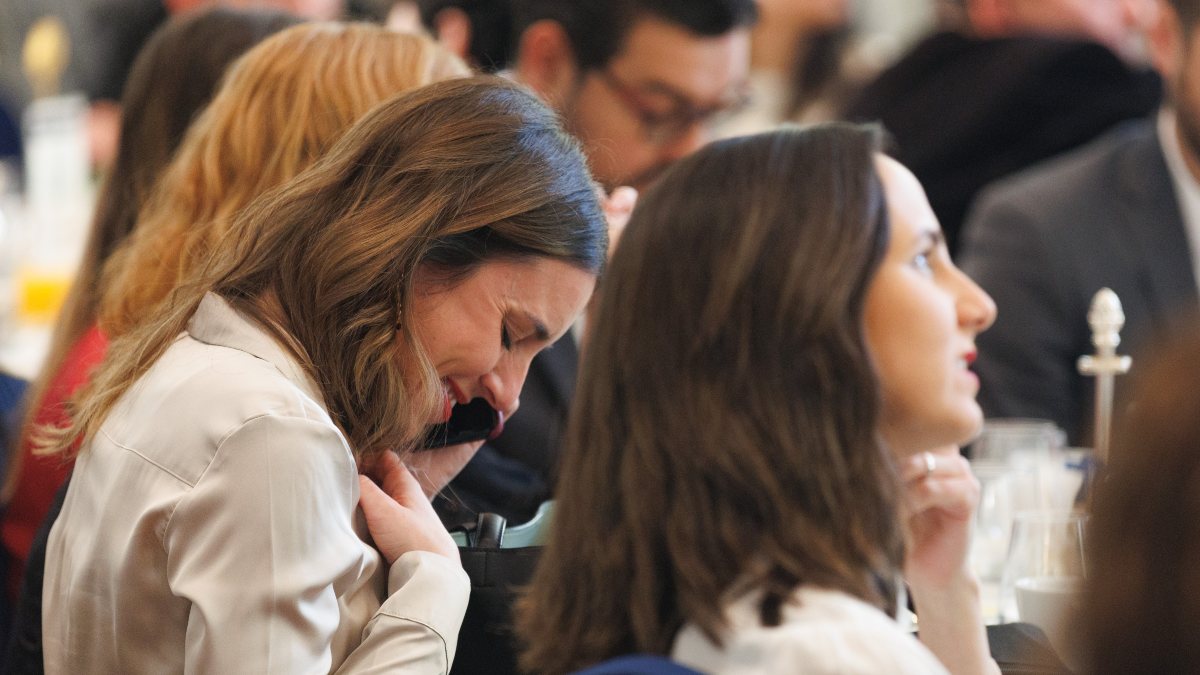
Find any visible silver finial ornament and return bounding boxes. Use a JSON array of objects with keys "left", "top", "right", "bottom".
[{"left": 1077, "top": 288, "right": 1131, "bottom": 463}]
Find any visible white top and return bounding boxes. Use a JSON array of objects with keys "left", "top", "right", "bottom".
[
  {"left": 1157, "top": 107, "right": 1200, "bottom": 293},
  {"left": 671, "top": 586, "right": 949, "bottom": 674},
  {"left": 43, "top": 293, "right": 470, "bottom": 674}
]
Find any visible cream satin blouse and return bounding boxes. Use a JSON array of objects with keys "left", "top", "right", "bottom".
[{"left": 43, "top": 293, "right": 470, "bottom": 673}]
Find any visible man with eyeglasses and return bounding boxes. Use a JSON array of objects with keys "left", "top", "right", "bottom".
[
  {"left": 511, "top": 0, "right": 755, "bottom": 192},
  {"left": 435, "top": 0, "right": 755, "bottom": 530}
]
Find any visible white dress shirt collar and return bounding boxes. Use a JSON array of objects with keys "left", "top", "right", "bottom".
[
  {"left": 1157, "top": 107, "right": 1200, "bottom": 292},
  {"left": 186, "top": 292, "right": 326, "bottom": 408}
]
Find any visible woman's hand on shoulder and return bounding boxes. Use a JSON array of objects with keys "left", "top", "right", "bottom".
[
  {"left": 358, "top": 450, "right": 459, "bottom": 565},
  {"left": 899, "top": 446, "right": 979, "bottom": 591}
]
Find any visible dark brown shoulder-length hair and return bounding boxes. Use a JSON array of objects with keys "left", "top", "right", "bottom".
[
  {"left": 1082, "top": 327, "right": 1200, "bottom": 674},
  {"left": 42, "top": 76, "right": 605, "bottom": 461},
  {"left": 517, "top": 123, "right": 905, "bottom": 673}
]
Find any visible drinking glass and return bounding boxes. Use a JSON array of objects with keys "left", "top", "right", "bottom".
[
  {"left": 970, "top": 460, "right": 1018, "bottom": 623},
  {"left": 969, "top": 418, "right": 1066, "bottom": 462},
  {"left": 1001, "top": 511, "right": 1087, "bottom": 666}
]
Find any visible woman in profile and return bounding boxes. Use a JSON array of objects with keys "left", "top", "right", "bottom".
[{"left": 518, "top": 124, "right": 999, "bottom": 674}]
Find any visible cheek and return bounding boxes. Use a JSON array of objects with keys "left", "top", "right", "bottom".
[
  {"left": 874, "top": 335, "right": 937, "bottom": 417},
  {"left": 571, "top": 98, "right": 652, "bottom": 160},
  {"left": 867, "top": 295, "right": 952, "bottom": 407},
  {"left": 433, "top": 340, "right": 501, "bottom": 379}
]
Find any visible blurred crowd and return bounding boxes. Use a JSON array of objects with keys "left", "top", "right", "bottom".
[{"left": 0, "top": 0, "right": 1197, "bottom": 674}]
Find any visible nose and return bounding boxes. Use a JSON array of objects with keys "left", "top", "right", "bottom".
[
  {"left": 954, "top": 267, "right": 997, "bottom": 334},
  {"left": 479, "top": 358, "right": 528, "bottom": 418}
]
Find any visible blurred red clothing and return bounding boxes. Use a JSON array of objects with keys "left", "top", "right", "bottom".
[{"left": 2, "top": 324, "right": 107, "bottom": 601}]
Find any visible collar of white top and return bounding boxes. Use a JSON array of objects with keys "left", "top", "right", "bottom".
[{"left": 186, "top": 292, "right": 327, "bottom": 409}]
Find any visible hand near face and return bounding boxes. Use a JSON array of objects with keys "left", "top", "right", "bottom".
[
  {"left": 404, "top": 440, "right": 485, "bottom": 499},
  {"left": 358, "top": 450, "right": 460, "bottom": 564},
  {"left": 899, "top": 447, "right": 980, "bottom": 591},
  {"left": 602, "top": 185, "right": 638, "bottom": 260}
]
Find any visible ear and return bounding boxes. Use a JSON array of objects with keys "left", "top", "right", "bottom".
[
  {"left": 433, "top": 7, "right": 473, "bottom": 63},
  {"left": 513, "top": 20, "right": 580, "bottom": 108},
  {"left": 1146, "top": 0, "right": 1184, "bottom": 80}
]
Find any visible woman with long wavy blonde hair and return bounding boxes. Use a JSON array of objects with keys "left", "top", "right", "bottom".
[
  {"left": 99, "top": 22, "right": 469, "bottom": 336},
  {"left": 42, "top": 77, "right": 606, "bottom": 673}
]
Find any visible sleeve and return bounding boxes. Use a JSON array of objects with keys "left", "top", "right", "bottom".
[
  {"left": 163, "top": 413, "right": 469, "bottom": 674},
  {"left": 958, "top": 187, "right": 1089, "bottom": 441},
  {"left": 337, "top": 551, "right": 471, "bottom": 674}
]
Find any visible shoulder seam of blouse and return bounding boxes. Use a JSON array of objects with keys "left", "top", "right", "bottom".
[{"left": 100, "top": 427, "right": 196, "bottom": 487}]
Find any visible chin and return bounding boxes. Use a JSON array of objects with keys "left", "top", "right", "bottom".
[
  {"left": 947, "top": 404, "right": 986, "bottom": 447},
  {"left": 884, "top": 399, "right": 986, "bottom": 455}
]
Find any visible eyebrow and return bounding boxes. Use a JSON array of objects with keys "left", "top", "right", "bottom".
[{"left": 913, "top": 228, "right": 944, "bottom": 248}]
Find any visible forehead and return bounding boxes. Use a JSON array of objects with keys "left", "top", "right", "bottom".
[
  {"left": 875, "top": 155, "right": 938, "bottom": 243},
  {"left": 465, "top": 258, "right": 595, "bottom": 323},
  {"left": 607, "top": 15, "right": 751, "bottom": 100}
]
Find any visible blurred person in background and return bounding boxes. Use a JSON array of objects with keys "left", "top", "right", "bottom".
[
  {"left": 1082, "top": 327, "right": 1200, "bottom": 675},
  {"left": 719, "top": 0, "right": 854, "bottom": 135},
  {"left": 82, "top": 0, "right": 346, "bottom": 170},
  {"left": 510, "top": 0, "right": 755, "bottom": 193},
  {"left": 845, "top": 0, "right": 1162, "bottom": 255},
  {"left": 434, "top": 0, "right": 756, "bottom": 532},
  {"left": 959, "top": 0, "right": 1200, "bottom": 445},
  {"left": 0, "top": 371, "right": 26, "bottom": 649},
  {"left": 165, "top": 0, "right": 343, "bottom": 18},
  {"left": 97, "top": 25, "right": 467, "bottom": 339},
  {"left": 0, "top": 6, "right": 302, "bottom": 611},
  {"left": 412, "top": 0, "right": 513, "bottom": 72}
]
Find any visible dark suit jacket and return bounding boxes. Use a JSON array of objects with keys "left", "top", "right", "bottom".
[
  {"left": 959, "top": 119, "right": 1199, "bottom": 444},
  {"left": 436, "top": 334, "right": 577, "bottom": 527},
  {"left": 844, "top": 32, "right": 1161, "bottom": 255}
]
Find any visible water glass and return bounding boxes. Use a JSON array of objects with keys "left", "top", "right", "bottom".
[
  {"left": 969, "top": 418, "right": 1066, "bottom": 462},
  {"left": 1001, "top": 511, "right": 1087, "bottom": 666}
]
